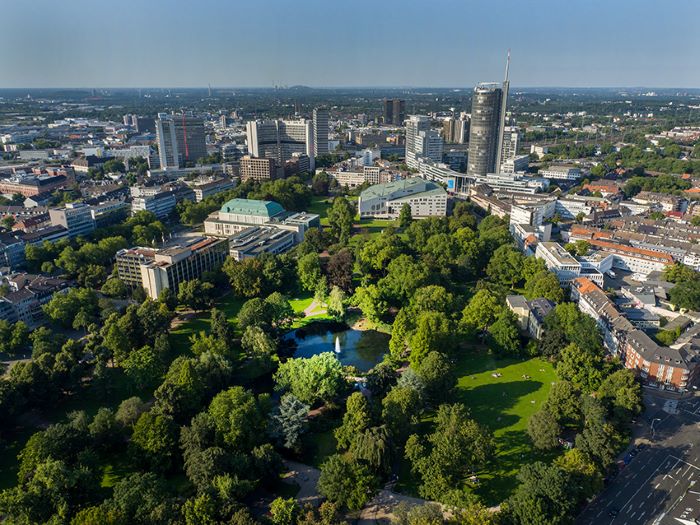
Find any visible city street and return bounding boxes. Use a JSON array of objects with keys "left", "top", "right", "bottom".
[{"left": 577, "top": 394, "right": 700, "bottom": 525}]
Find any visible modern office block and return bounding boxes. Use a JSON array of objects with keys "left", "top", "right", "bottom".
[
  {"left": 246, "top": 119, "right": 315, "bottom": 171},
  {"left": 313, "top": 108, "right": 329, "bottom": 156}
]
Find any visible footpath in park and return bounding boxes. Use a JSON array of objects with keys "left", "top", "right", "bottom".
[{"left": 282, "top": 460, "right": 434, "bottom": 524}]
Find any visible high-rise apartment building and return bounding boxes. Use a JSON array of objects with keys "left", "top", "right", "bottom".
[
  {"left": 155, "top": 113, "right": 207, "bottom": 169},
  {"left": 313, "top": 108, "right": 329, "bottom": 156},
  {"left": 246, "top": 119, "right": 315, "bottom": 172},
  {"left": 405, "top": 115, "right": 443, "bottom": 169},
  {"left": 500, "top": 126, "right": 520, "bottom": 163},
  {"left": 383, "top": 99, "right": 406, "bottom": 126}
]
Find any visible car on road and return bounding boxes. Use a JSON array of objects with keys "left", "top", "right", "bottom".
[{"left": 608, "top": 508, "right": 619, "bottom": 518}]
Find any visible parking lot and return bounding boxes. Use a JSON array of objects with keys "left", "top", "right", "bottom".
[{"left": 577, "top": 394, "right": 700, "bottom": 525}]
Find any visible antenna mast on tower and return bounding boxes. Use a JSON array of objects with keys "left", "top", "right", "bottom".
[{"left": 494, "top": 50, "right": 511, "bottom": 174}]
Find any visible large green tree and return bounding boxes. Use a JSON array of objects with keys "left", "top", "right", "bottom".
[
  {"left": 327, "top": 197, "right": 355, "bottom": 244},
  {"left": 527, "top": 409, "right": 561, "bottom": 450},
  {"left": 405, "top": 403, "right": 493, "bottom": 502},
  {"left": 334, "top": 392, "right": 371, "bottom": 450},
  {"left": 317, "top": 455, "right": 377, "bottom": 510}
]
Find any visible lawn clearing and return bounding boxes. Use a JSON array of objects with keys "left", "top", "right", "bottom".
[
  {"left": 309, "top": 196, "right": 332, "bottom": 226},
  {"left": 395, "top": 349, "right": 561, "bottom": 506},
  {"left": 169, "top": 294, "right": 245, "bottom": 355},
  {"left": 453, "top": 350, "right": 561, "bottom": 505}
]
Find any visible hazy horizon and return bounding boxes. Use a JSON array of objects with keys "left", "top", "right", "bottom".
[
  {"left": 2, "top": 0, "right": 699, "bottom": 89},
  {"left": 2, "top": 86, "right": 700, "bottom": 92}
]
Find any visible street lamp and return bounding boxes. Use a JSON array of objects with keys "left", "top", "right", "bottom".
[{"left": 650, "top": 417, "right": 662, "bottom": 439}]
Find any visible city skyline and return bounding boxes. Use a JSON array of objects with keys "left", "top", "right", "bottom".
[{"left": 2, "top": 0, "right": 699, "bottom": 89}]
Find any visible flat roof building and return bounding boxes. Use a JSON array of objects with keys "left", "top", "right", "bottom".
[
  {"left": 358, "top": 177, "right": 448, "bottom": 219},
  {"left": 246, "top": 119, "right": 315, "bottom": 171},
  {"left": 48, "top": 202, "right": 95, "bottom": 239},
  {"left": 535, "top": 241, "right": 582, "bottom": 283},
  {"left": 240, "top": 156, "right": 278, "bottom": 182},
  {"left": 228, "top": 226, "right": 297, "bottom": 261},
  {"left": 116, "top": 237, "right": 228, "bottom": 299}
]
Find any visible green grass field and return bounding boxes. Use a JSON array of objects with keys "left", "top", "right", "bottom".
[
  {"left": 453, "top": 351, "right": 560, "bottom": 505},
  {"left": 309, "top": 196, "right": 332, "bottom": 226},
  {"left": 309, "top": 195, "right": 396, "bottom": 236},
  {"left": 395, "top": 349, "right": 560, "bottom": 506}
]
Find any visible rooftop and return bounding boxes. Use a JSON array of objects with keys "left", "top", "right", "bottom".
[
  {"left": 538, "top": 242, "right": 581, "bottom": 266},
  {"left": 229, "top": 226, "right": 296, "bottom": 258},
  {"left": 360, "top": 177, "right": 442, "bottom": 200},
  {"left": 220, "top": 198, "right": 285, "bottom": 218}
]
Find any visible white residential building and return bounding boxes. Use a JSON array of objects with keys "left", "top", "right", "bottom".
[
  {"left": 406, "top": 115, "right": 442, "bottom": 169},
  {"left": 131, "top": 191, "right": 177, "bottom": 219},
  {"left": 539, "top": 165, "right": 582, "bottom": 181}
]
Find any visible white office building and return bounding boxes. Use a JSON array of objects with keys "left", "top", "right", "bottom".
[
  {"left": 406, "top": 115, "right": 442, "bottom": 169},
  {"left": 535, "top": 241, "right": 582, "bottom": 283},
  {"left": 246, "top": 119, "right": 315, "bottom": 171},
  {"left": 48, "top": 203, "right": 96, "bottom": 239},
  {"left": 131, "top": 191, "right": 177, "bottom": 220},
  {"left": 358, "top": 177, "right": 448, "bottom": 219},
  {"left": 501, "top": 154, "right": 530, "bottom": 174}
]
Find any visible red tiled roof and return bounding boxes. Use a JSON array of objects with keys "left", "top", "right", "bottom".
[{"left": 589, "top": 239, "right": 674, "bottom": 263}]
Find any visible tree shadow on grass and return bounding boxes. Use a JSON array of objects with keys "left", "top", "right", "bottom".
[
  {"left": 475, "top": 428, "right": 563, "bottom": 505},
  {"left": 452, "top": 348, "right": 527, "bottom": 377},
  {"left": 454, "top": 380, "right": 544, "bottom": 431}
]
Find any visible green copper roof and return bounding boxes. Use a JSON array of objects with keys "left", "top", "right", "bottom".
[
  {"left": 360, "top": 177, "right": 442, "bottom": 200},
  {"left": 220, "top": 198, "right": 284, "bottom": 217}
]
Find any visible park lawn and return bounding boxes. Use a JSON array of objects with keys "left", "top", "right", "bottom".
[
  {"left": 288, "top": 295, "right": 314, "bottom": 314},
  {"left": 394, "top": 349, "right": 561, "bottom": 506},
  {"left": 453, "top": 350, "right": 562, "bottom": 505},
  {"left": 309, "top": 196, "right": 332, "bottom": 226},
  {"left": 101, "top": 457, "right": 135, "bottom": 488},
  {"left": 169, "top": 294, "right": 245, "bottom": 355},
  {"left": 289, "top": 293, "right": 334, "bottom": 328},
  {"left": 355, "top": 218, "right": 395, "bottom": 230}
]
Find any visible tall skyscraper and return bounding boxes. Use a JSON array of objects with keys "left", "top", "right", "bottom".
[
  {"left": 155, "top": 113, "right": 207, "bottom": 169},
  {"left": 155, "top": 115, "right": 179, "bottom": 169},
  {"left": 467, "top": 53, "right": 511, "bottom": 177},
  {"left": 246, "top": 119, "right": 315, "bottom": 172},
  {"left": 313, "top": 108, "right": 329, "bottom": 156},
  {"left": 405, "top": 115, "right": 443, "bottom": 169},
  {"left": 467, "top": 84, "right": 503, "bottom": 177},
  {"left": 383, "top": 99, "right": 405, "bottom": 126}
]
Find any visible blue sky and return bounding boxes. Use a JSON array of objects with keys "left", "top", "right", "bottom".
[{"left": 2, "top": 0, "right": 699, "bottom": 88}]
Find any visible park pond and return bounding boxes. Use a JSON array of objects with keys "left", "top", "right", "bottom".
[{"left": 283, "top": 321, "right": 389, "bottom": 372}]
